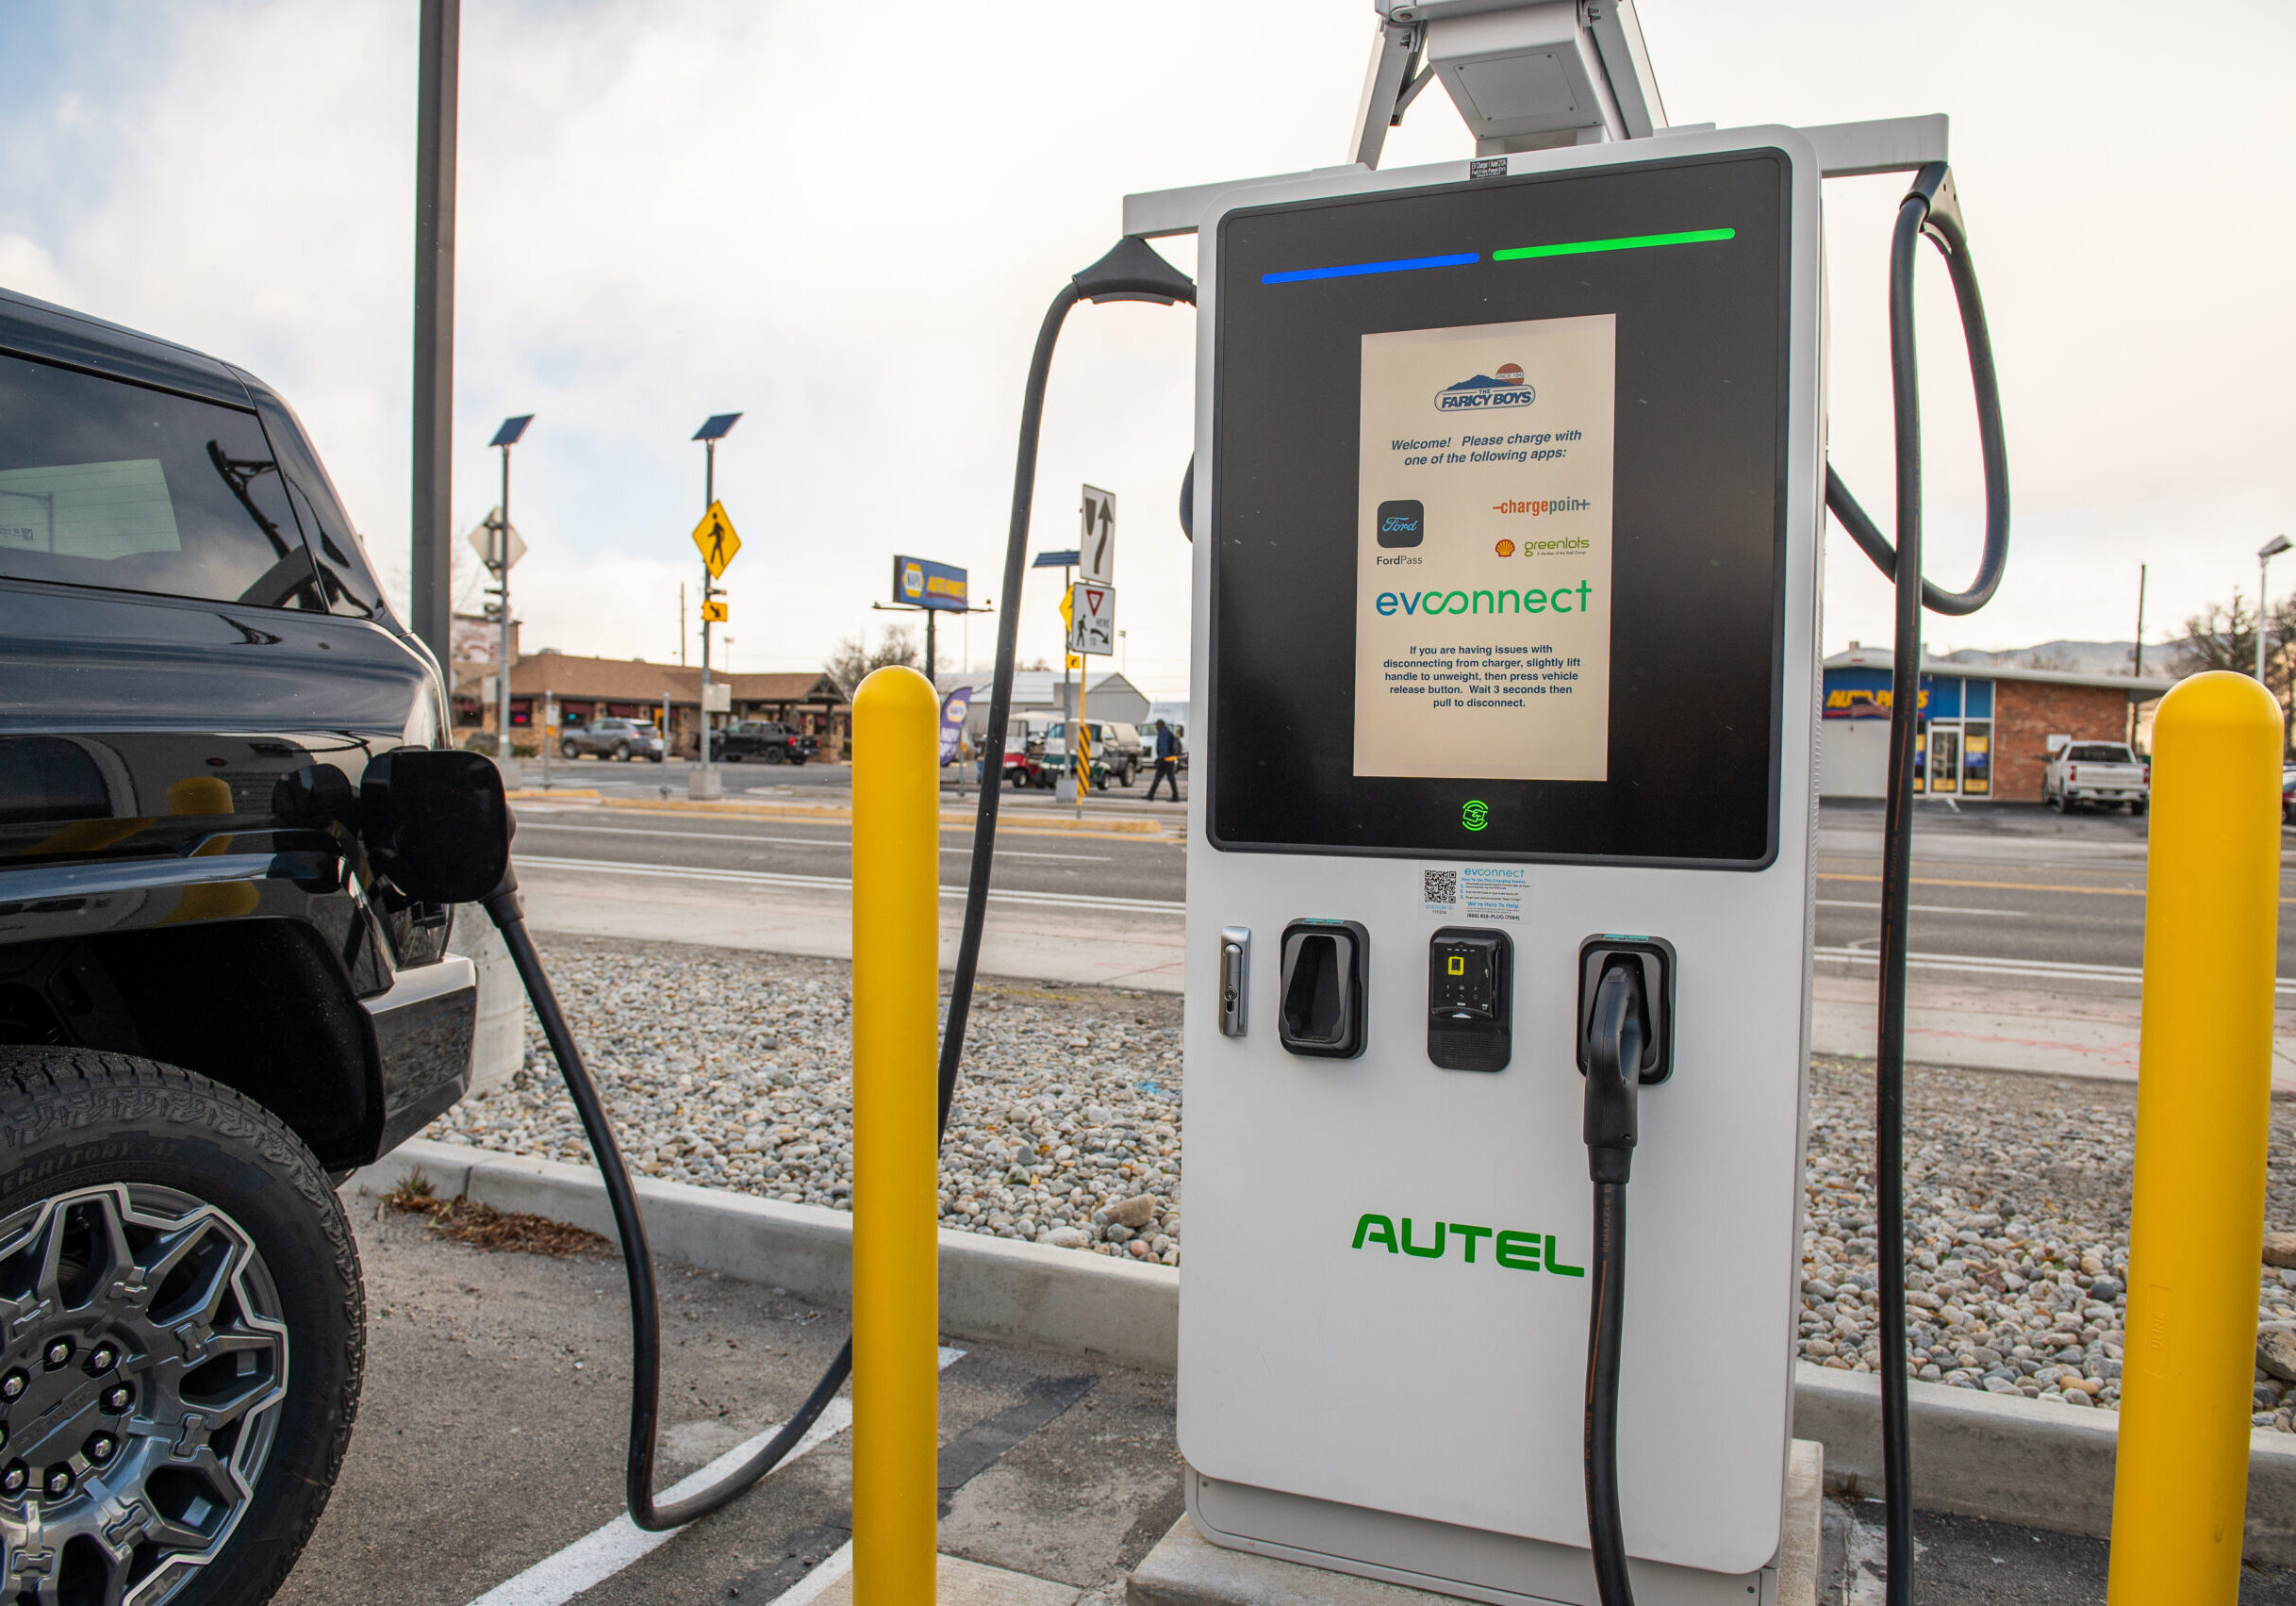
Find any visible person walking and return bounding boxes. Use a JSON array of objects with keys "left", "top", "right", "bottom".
[{"left": 1147, "top": 719, "right": 1181, "bottom": 803}]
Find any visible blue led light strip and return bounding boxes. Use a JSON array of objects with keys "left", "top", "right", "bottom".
[{"left": 1260, "top": 252, "right": 1479, "bottom": 286}]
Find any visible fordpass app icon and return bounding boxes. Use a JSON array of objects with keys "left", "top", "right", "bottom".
[
  {"left": 1377, "top": 500, "right": 1424, "bottom": 548},
  {"left": 1433, "top": 363, "right": 1535, "bottom": 411}
]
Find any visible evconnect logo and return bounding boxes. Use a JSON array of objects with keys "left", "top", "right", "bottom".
[{"left": 1434, "top": 362, "right": 1535, "bottom": 411}]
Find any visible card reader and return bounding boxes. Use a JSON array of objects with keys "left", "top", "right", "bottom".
[{"left": 1428, "top": 927, "right": 1511, "bottom": 1072}]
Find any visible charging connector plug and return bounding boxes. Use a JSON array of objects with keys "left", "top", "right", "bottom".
[{"left": 1581, "top": 966, "right": 1645, "bottom": 1184}]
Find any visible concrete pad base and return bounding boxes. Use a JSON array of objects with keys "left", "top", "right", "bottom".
[
  {"left": 1127, "top": 1441, "right": 1823, "bottom": 1606},
  {"left": 811, "top": 1554, "right": 1080, "bottom": 1605}
]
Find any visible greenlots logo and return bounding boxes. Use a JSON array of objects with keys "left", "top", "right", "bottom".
[
  {"left": 1352, "top": 1214, "right": 1582, "bottom": 1276},
  {"left": 1462, "top": 800, "right": 1489, "bottom": 832}
]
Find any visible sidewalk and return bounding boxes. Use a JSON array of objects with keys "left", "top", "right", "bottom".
[{"left": 1811, "top": 967, "right": 2296, "bottom": 1092}]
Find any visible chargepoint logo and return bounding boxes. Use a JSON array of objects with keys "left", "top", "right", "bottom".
[
  {"left": 1434, "top": 363, "right": 1535, "bottom": 412},
  {"left": 1351, "top": 1213, "right": 1583, "bottom": 1277}
]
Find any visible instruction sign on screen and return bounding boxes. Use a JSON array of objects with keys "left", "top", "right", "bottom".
[{"left": 1352, "top": 314, "right": 1616, "bottom": 782}]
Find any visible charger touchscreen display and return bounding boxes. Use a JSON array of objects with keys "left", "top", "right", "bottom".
[
  {"left": 1355, "top": 314, "right": 1616, "bottom": 782},
  {"left": 1208, "top": 149, "right": 1793, "bottom": 866}
]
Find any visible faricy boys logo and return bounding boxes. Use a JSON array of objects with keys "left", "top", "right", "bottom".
[{"left": 1434, "top": 362, "right": 1535, "bottom": 411}]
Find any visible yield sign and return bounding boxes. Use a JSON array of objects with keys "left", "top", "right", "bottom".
[
  {"left": 1067, "top": 580, "right": 1115, "bottom": 656},
  {"left": 692, "top": 501, "right": 742, "bottom": 577}
]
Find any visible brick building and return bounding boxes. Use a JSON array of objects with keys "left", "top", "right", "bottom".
[
  {"left": 490, "top": 653, "right": 851, "bottom": 758},
  {"left": 1818, "top": 646, "right": 2170, "bottom": 803}
]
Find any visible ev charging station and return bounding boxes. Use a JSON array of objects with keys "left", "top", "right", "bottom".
[{"left": 1137, "top": 6, "right": 1907, "bottom": 1600}]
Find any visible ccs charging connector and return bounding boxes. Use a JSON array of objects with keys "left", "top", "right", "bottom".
[{"left": 1573, "top": 935, "right": 1674, "bottom": 1606}]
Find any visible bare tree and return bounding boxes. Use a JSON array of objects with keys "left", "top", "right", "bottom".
[
  {"left": 2019, "top": 649, "right": 2075, "bottom": 672},
  {"left": 2172, "top": 591, "right": 2296, "bottom": 755},
  {"left": 825, "top": 625, "right": 920, "bottom": 697}
]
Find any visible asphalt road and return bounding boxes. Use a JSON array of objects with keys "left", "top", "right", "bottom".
[
  {"left": 1819, "top": 799, "right": 2296, "bottom": 986},
  {"left": 510, "top": 791, "right": 2296, "bottom": 985},
  {"left": 510, "top": 799, "right": 1188, "bottom": 909}
]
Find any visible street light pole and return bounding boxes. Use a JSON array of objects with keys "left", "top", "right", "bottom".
[
  {"left": 2259, "top": 535, "right": 2290, "bottom": 684},
  {"left": 690, "top": 413, "right": 741, "bottom": 800},
  {"left": 487, "top": 414, "right": 533, "bottom": 774}
]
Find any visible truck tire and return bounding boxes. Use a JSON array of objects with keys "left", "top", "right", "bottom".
[
  {"left": 763, "top": 748, "right": 785, "bottom": 765},
  {"left": 0, "top": 1048, "right": 362, "bottom": 1606}
]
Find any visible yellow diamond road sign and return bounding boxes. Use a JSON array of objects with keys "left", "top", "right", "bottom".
[{"left": 692, "top": 501, "right": 741, "bottom": 577}]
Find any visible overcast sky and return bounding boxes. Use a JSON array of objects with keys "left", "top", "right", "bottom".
[{"left": 3, "top": 2, "right": 2290, "bottom": 697}]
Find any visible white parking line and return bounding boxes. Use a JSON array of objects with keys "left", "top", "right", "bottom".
[
  {"left": 1815, "top": 944, "right": 2296, "bottom": 994},
  {"left": 464, "top": 1348, "right": 963, "bottom": 1606},
  {"left": 514, "top": 853, "right": 1184, "bottom": 916},
  {"left": 514, "top": 821, "right": 1108, "bottom": 861},
  {"left": 1816, "top": 899, "right": 2029, "bottom": 917}
]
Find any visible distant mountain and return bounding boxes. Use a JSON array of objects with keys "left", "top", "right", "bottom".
[{"left": 1935, "top": 639, "right": 2172, "bottom": 680}]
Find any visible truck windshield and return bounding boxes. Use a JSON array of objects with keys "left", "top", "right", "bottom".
[{"left": 2065, "top": 745, "right": 2132, "bottom": 763}]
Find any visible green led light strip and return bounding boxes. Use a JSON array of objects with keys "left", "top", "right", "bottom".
[{"left": 1493, "top": 226, "right": 1735, "bottom": 262}]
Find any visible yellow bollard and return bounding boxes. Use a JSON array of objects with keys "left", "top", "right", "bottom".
[
  {"left": 2108, "top": 671, "right": 2284, "bottom": 1601},
  {"left": 851, "top": 665, "right": 941, "bottom": 1605}
]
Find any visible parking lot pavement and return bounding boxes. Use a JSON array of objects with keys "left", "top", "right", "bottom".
[
  {"left": 1826, "top": 1500, "right": 2296, "bottom": 1604},
  {"left": 278, "top": 1198, "right": 1181, "bottom": 1606}
]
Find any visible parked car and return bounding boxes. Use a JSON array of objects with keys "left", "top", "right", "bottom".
[
  {"left": 2283, "top": 765, "right": 2294, "bottom": 824},
  {"left": 0, "top": 286, "right": 479, "bottom": 1601},
  {"left": 709, "top": 720, "right": 816, "bottom": 764},
  {"left": 1039, "top": 720, "right": 1136, "bottom": 786},
  {"left": 2043, "top": 741, "right": 2148, "bottom": 814},
  {"left": 559, "top": 717, "right": 665, "bottom": 762}
]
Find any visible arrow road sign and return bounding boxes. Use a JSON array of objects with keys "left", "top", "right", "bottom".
[
  {"left": 702, "top": 599, "right": 728, "bottom": 622},
  {"left": 692, "top": 501, "right": 742, "bottom": 577},
  {"left": 1081, "top": 486, "right": 1115, "bottom": 584},
  {"left": 467, "top": 509, "right": 526, "bottom": 571},
  {"left": 1068, "top": 581, "right": 1115, "bottom": 656}
]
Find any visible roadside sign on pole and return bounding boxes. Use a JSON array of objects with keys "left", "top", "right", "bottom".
[
  {"left": 467, "top": 510, "right": 526, "bottom": 571},
  {"left": 1068, "top": 581, "right": 1115, "bottom": 655},
  {"left": 702, "top": 683, "right": 732, "bottom": 713},
  {"left": 692, "top": 501, "right": 742, "bottom": 577},
  {"left": 1081, "top": 486, "right": 1115, "bottom": 584},
  {"left": 702, "top": 599, "right": 728, "bottom": 623}
]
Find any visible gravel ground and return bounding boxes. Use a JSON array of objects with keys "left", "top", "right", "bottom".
[
  {"left": 1801, "top": 1054, "right": 2296, "bottom": 1430},
  {"left": 425, "top": 936, "right": 2296, "bottom": 1430},
  {"left": 425, "top": 935, "right": 1185, "bottom": 1265}
]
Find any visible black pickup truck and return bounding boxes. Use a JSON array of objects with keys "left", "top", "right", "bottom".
[
  {"left": 0, "top": 286, "right": 476, "bottom": 1603},
  {"left": 709, "top": 719, "right": 817, "bottom": 764}
]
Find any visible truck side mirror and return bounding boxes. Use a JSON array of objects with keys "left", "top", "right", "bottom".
[{"left": 358, "top": 749, "right": 512, "bottom": 904}]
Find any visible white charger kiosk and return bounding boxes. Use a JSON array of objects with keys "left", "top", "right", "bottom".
[{"left": 1178, "top": 126, "right": 1824, "bottom": 1604}]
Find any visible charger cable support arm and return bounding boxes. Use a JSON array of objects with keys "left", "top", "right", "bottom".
[{"left": 1826, "top": 157, "right": 2011, "bottom": 1606}]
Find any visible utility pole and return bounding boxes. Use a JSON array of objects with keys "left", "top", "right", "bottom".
[
  {"left": 2132, "top": 563, "right": 2147, "bottom": 680},
  {"left": 2130, "top": 562, "right": 2147, "bottom": 751},
  {"left": 409, "top": 0, "right": 458, "bottom": 665},
  {"left": 487, "top": 414, "right": 533, "bottom": 771}
]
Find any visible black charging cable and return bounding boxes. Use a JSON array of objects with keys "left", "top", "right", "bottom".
[
  {"left": 1825, "top": 161, "right": 2009, "bottom": 1605},
  {"left": 473, "top": 235, "right": 1195, "bottom": 1532},
  {"left": 1580, "top": 963, "right": 1647, "bottom": 1606}
]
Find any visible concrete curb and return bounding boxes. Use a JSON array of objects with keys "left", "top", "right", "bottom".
[
  {"left": 350, "top": 1138, "right": 1179, "bottom": 1373},
  {"left": 352, "top": 1139, "right": 2296, "bottom": 1563},
  {"left": 1795, "top": 1361, "right": 2296, "bottom": 1565}
]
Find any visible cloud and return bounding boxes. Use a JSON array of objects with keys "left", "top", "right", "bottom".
[{"left": 3, "top": 0, "right": 2290, "bottom": 692}]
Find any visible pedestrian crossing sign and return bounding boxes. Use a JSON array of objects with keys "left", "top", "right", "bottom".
[{"left": 692, "top": 502, "right": 742, "bottom": 577}]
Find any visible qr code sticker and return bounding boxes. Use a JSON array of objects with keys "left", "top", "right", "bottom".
[{"left": 1423, "top": 870, "right": 1459, "bottom": 905}]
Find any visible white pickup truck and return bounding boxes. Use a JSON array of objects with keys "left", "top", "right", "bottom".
[{"left": 2043, "top": 740, "right": 2149, "bottom": 815}]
